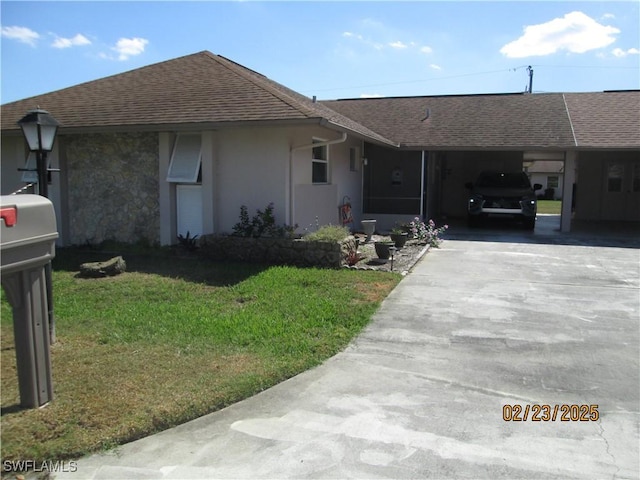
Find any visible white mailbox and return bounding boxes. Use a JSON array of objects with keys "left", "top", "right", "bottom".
[{"left": 1, "top": 194, "right": 58, "bottom": 408}]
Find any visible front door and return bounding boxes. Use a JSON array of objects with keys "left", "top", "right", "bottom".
[
  {"left": 601, "top": 159, "right": 640, "bottom": 221},
  {"left": 176, "top": 184, "right": 203, "bottom": 237}
]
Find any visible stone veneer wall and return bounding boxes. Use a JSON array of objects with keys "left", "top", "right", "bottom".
[
  {"left": 199, "top": 235, "right": 358, "bottom": 269},
  {"left": 64, "top": 132, "right": 160, "bottom": 245}
]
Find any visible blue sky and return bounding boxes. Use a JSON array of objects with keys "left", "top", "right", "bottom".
[{"left": 1, "top": 1, "right": 638, "bottom": 104}]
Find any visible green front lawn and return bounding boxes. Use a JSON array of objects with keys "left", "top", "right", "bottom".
[
  {"left": 537, "top": 200, "right": 562, "bottom": 214},
  {"left": 1, "top": 249, "right": 400, "bottom": 466}
]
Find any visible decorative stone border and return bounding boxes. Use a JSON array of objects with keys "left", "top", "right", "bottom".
[{"left": 199, "top": 234, "right": 358, "bottom": 269}]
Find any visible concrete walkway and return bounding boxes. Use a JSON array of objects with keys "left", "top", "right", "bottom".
[{"left": 56, "top": 228, "right": 640, "bottom": 479}]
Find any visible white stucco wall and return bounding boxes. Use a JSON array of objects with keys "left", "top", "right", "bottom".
[
  {"left": 159, "top": 124, "right": 364, "bottom": 244},
  {"left": 290, "top": 128, "right": 364, "bottom": 232},
  {"left": 215, "top": 127, "right": 290, "bottom": 233}
]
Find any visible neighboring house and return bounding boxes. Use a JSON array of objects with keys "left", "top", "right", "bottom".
[
  {"left": 524, "top": 161, "right": 564, "bottom": 199},
  {"left": 1, "top": 51, "right": 638, "bottom": 246}
]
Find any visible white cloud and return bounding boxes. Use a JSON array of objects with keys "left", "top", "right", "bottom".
[
  {"left": 602, "top": 13, "right": 615, "bottom": 20},
  {"left": 52, "top": 33, "right": 91, "bottom": 49},
  {"left": 429, "top": 64, "right": 442, "bottom": 70},
  {"left": 1, "top": 25, "right": 40, "bottom": 46},
  {"left": 389, "top": 40, "right": 408, "bottom": 49},
  {"left": 342, "top": 31, "right": 363, "bottom": 41},
  {"left": 360, "top": 93, "right": 383, "bottom": 98},
  {"left": 500, "top": 11, "right": 620, "bottom": 58},
  {"left": 111, "top": 37, "right": 149, "bottom": 61},
  {"left": 420, "top": 46, "right": 433, "bottom": 54},
  {"left": 612, "top": 47, "right": 640, "bottom": 57}
]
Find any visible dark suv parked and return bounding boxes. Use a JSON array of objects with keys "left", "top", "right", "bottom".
[{"left": 465, "top": 171, "right": 542, "bottom": 230}]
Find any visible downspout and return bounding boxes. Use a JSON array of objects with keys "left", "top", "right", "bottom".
[
  {"left": 289, "top": 132, "right": 348, "bottom": 226},
  {"left": 420, "top": 150, "right": 426, "bottom": 218}
]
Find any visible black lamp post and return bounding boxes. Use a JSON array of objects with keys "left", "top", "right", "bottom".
[
  {"left": 17, "top": 108, "right": 60, "bottom": 343},
  {"left": 17, "top": 108, "right": 60, "bottom": 198}
]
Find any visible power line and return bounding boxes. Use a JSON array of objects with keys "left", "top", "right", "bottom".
[
  {"left": 300, "top": 64, "right": 638, "bottom": 96},
  {"left": 302, "top": 66, "right": 528, "bottom": 94}
]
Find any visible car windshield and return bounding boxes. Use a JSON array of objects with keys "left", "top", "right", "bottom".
[{"left": 477, "top": 173, "right": 531, "bottom": 188}]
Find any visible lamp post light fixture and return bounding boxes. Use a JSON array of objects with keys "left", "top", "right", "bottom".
[
  {"left": 17, "top": 108, "right": 60, "bottom": 198},
  {"left": 17, "top": 108, "right": 60, "bottom": 343},
  {"left": 389, "top": 246, "right": 397, "bottom": 271}
]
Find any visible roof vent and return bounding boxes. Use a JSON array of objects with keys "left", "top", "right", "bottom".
[
  {"left": 312, "top": 96, "right": 317, "bottom": 103},
  {"left": 421, "top": 108, "right": 430, "bottom": 122}
]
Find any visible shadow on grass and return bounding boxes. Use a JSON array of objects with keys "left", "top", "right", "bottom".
[
  {"left": 1, "top": 404, "right": 26, "bottom": 416},
  {"left": 53, "top": 247, "right": 269, "bottom": 287}
]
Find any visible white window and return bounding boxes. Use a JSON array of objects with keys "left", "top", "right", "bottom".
[
  {"left": 312, "top": 138, "right": 328, "bottom": 184},
  {"left": 547, "top": 176, "right": 559, "bottom": 188},
  {"left": 167, "top": 133, "right": 202, "bottom": 183}
]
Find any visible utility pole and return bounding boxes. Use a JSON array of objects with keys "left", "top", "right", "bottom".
[{"left": 527, "top": 66, "right": 534, "bottom": 93}]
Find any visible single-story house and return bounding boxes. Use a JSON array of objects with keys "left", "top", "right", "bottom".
[
  {"left": 1, "top": 51, "right": 638, "bottom": 246},
  {"left": 524, "top": 161, "right": 564, "bottom": 200}
]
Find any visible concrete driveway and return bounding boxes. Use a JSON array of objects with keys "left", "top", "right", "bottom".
[{"left": 56, "top": 230, "right": 639, "bottom": 479}]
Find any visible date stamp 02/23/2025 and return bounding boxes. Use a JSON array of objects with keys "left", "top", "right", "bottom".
[{"left": 503, "top": 404, "right": 599, "bottom": 422}]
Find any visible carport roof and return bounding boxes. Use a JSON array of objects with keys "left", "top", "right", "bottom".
[
  {"left": 0, "top": 51, "right": 396, "bottom": 146},
  {"left": 323, "top": 93, "right": 581, "bottom": 150}
]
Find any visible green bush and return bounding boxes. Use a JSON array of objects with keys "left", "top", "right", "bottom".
[
  {"left": 232, "top": 203, "right": 297, "bottom": 238},
  {"left": 304, "top": 225, "right": 350, "bottom": 242}
]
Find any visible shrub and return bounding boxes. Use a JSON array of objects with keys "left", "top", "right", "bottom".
[
  {"left": 177, "top": 231, "right": 199, "bottom": 251},
  {"left": 406, "top": 217, "right": 449, "bottom": 247},
  {"left": 304, "top": 225, "right": 350, "bottom": 243},
  {"left": 232, "top": 203, "right": 297, "bottom": 238}
]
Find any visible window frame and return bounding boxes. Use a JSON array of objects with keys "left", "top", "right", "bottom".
[
  {"left": 167, "top": 133, "right": 202, "bottom": 183},
  {"left": 311, "top": 137, "right": 329, "bottom": 184}
]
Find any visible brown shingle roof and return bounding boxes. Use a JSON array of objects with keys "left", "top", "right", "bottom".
[
  {"left": 324, "top": 91, "right": 640, "bottom": 150},
  {"left": 323, "top": 93, "right": 578, "bottom": 149},
  {"left": 563, "top": 91, "right": 640, "bottom": 148},
  {"left": 3, "top": 50, "right": 637, "bottom": 151},
  {"left": 0, "top": 51, "right": 395, "bottom": 145}
]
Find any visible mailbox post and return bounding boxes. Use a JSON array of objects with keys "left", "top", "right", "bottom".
[{"left": 1, "top": 195, "right": 58, "bottom": 408}]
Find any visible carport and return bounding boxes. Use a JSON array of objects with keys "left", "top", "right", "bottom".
[{"left": 324, "top": 90, "right": 640, "bottom": 233}]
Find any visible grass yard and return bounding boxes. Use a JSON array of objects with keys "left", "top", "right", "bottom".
[
  {"left": 1, "top": 249, "right": 400, "bottom": 466},
  {"left": 537, "top": 200, "right": 562, "bottom": 215}
]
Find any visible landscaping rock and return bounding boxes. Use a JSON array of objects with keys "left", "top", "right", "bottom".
[{"left": 79, "top": 256, "right": 127, "bottom": 278}]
